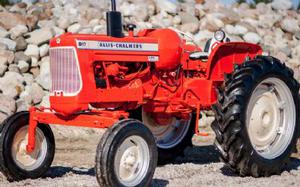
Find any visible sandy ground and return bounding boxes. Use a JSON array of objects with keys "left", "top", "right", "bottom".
[{"left": 0, "top": 129, "right": 300, "bottom": 187}]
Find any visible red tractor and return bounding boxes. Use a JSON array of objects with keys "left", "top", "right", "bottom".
[{"left": 0, "top": 1, "right": 299, "bottom": 186}]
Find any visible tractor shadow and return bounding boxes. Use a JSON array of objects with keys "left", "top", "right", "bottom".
[
  {"left": 45, "top": 166, "right": 95, "bottom": 178},
  {"left": 220, "top": 157, "right": 300, "bottom": 177},
  {"left": 171, "top": 145, "right": 221, "bottom": 165}
]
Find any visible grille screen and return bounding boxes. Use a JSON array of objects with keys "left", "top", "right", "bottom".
[{"left": 50, "top": 47, "right": 81, "bottom": 96}]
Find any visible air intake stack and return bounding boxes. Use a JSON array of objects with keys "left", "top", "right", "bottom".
[{"left": 106, "top": 0, "right": 124, "bottom": 38}]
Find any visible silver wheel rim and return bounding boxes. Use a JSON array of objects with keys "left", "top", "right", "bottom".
[
  {"left": 114, "top": 135, "right": 150, "bottom": 186},
  {"left": 246, "top": 77, "right": 296, "bottom": 159},
  {"left": 142, "top": 110, "right": 191, "bottom": 149},
  {"left": 11, "top": 126, "right": 48, "bottom": 171}
]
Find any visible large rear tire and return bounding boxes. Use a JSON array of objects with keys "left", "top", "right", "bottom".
[
  {"left": 95, "top": 119, "right": 157, "bottom": 187},
  {"left": 130, "top": 109, "right": 195, "bottom": 164},
  {"left": 212, "top": 56, "right": 300, "bottom": 177},
  {"left": 0, "top": 112, "right": 55, "bottom": 181}
]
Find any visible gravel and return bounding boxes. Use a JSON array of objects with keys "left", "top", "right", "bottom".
[{"left": 0, "top": 130, "right": 299, "bottom": 187}]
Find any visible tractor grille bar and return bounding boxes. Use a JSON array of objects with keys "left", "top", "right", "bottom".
[{"left": 49, "top": 47, "right": 82, "bottom": 96}]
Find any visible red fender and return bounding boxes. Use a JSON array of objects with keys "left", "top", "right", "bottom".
[{"left": 206, "top": 42, "right": 263, "bottom": 81}]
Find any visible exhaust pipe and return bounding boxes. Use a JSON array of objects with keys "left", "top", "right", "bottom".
[{"left": 106, "top": 0, "right": 124, "bottom": 38}]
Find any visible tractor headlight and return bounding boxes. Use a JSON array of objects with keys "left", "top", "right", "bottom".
[{"left": 214, "top": 30, "right": 226, "bottom": 42}]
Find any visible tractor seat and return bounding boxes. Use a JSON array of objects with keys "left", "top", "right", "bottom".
[{"left": 189, "top": 38, "right": 212, "bottom": 61}]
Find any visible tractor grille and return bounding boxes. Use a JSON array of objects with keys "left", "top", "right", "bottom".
[{"left": 49, "top": 47, "right": 82, "bottom": 96}]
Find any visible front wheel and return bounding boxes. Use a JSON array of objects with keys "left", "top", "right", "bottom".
[
  {"left": 212, "top": 56, "right": 300, "bottom": 177},
  {"left": 0, "top": 112, "right": 55, "bottom": 181},
  {"left": 95, "top": 119, "right": 157, "bottom": 187}
]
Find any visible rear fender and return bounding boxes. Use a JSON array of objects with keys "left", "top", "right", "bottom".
[{"left": 206, "top": 42, "right": 262, "bottom": 81}]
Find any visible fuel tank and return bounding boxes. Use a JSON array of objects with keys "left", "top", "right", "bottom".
[{"left": 141, "top": 29, "right": 183, "bottom": 70}]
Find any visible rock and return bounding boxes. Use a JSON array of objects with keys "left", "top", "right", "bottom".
[
  {"left": 20, "top": 83, "right": 44, "bottom": 105},
  {"left": 93, "top": 25, "right": 105, "bottom": 34},
  {"left": 52, "top": 26, "right": 65, "bottom": 37},
  {"left": 17, "top": 60, "right": 29, "bottom": 73},
  {"left": 8, "top": 64, "right": 20, "bottom": 73},
  {"left": 181, "top": 23, "right": 199, "bottom": 34},
  {"left": 0, "top": 71, "right": 25, "bottom": 98},
  {"left": 205, "top": 13, "right": 225, "bottom": 31},
  {"left": 14, "top": 51, "right": 30, "bottom": 63},
  {"left": 29, "top": 67, "right": 39, "bottom": 78},
  {"left": 39, "top": 44, "right": 49, "bottom": 57},
  {"left": 39, "top": 94, "right": 50, "bottom": 107},
  {"left": 30, "top": 83, "right": 44, "bottom": 104},
  {"left": 120, "top": 2, "right": 149, "bottom": 21},
  {"left": 155, "top": 0, "right": 178, "bottom": 14},
  {"left": 36, "top": 60, "right": 50, "bottom": 90},
  {"left": 179, "top": 12, "right": 199, "bottom": 25},
  {"left": 30, "top": 57, "right": 39, "bottom": 67},
  {"left": 243, "top": 32, "right": 261, "bottom": 44},
  {"left": 23, "top": 73, "right": 34, "bottom": 86},
  {"left": 15, "top": 36, "right": 28, "bottom": 51},
  {"left": 79, "top": 28, "right": 92, "bottom": 34},
  {"left": 271, "top": 0, "right": 292, "bottom": 10},
  {"left": 25, "top": 15, "right": 38, "bottom": 30},
  {"left": 0, "top": 94, "right": 16, "bottom": 115},
  {"left": 24, "top": 44, "right": 39, "bottom": 59},
  {"left": 225, "top": 24, "right": 248, "bottom": 35},
  {"left": 0, "top": 113, "right": 7, "bottom": 124},
  {"left": 67, "top": 23, "right": 81, "bottom": 33},
  {"left": 0, "top": 38, "right": 16, "bottom": 51},
  {"left": 258, "top": 14, "right": 281, "bottom": 29},
  {"left": 0, "top": 12, "right": 26, "bottom": 30},
  {"left": 0, "top": 50, "right": 14, "bottom": 64},
  {"left": 9, "top": 0, "right": 37, "bottom": 5},
  {"left": 9, "top": 25, "right": 28, "bottom": 40},
  {"left": 25, "top": 28, "right": 53, "bottom": 45},
  {"left": 280, "top": 18, "right": 299, "bottom": 34},
  {"left": 295, "top": 31, "right": 300, "bottom": 40},
  {"left": 0, "top": 27, "right": 9, "bottom": 38},
  {"left": 199, "top": 112, "right": 215, "bottom": 128},
  {"left": 194, "top": 30, "right": 213, "bottom": 46},
  {"left": 89, "top": 19, "right": 99, "bottom": 27},
  {"left": 218, "top": 8, "right": 240, "bottom": 25},
  {"left": 37, "top": 20, "right": 56, "bottom": 28},
  {"left": 0, "top": 63, "right": 7, "bottom": 77},
  {"left": 57, "top": 17, "right": 70, "bottom": 29},
  {"left": 16, "top": 99, "right": 30, "bottom": 112}
]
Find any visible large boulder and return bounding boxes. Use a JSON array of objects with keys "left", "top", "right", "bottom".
[
  {"left": 25, "top": 28, "right": 53, "bottom": 46},
  {"left": 0, "top": 71, "right": 25, "bottom": 98},
  {"left": 36, "top": 59, "right": 50, "bottom": 90},
  {"left": 155, "top": 0, "right": 178, "bottom": 14},
  {"left": 0, "top": 12, "right": 26, "bottom": 30},
  {"left": 0, "top": 94, "right": 16, "bottom": 115},
  {"left": 271, "top": 0, "right": 293, "bottom": 10}
]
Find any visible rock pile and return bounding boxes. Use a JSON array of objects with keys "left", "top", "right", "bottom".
[{"left": 0, "top": 0, "right": 299, "bottom": 132}]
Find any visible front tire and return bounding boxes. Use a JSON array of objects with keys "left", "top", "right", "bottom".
[
  {"left": 95, "top": 119, "right": 157, "bottom": 187},
  {"left": 212, "top": 56, "right": 300, "bottom": 177},
  {"left": 0, "top": 112, "right": 55, "bottom": 181}
]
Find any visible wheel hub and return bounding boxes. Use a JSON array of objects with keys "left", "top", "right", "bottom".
[
  {"left": 246, "top": 78, "right": 296, "bottom": 159},
  {"left": 114, "top": 136, "right": 150, "bottom": 186},
  {"left": 11, "top": 126, "right": 47, "bottom": 171},
  {"left": 142, "top": 110, "right": 191, "bottom": 149}
]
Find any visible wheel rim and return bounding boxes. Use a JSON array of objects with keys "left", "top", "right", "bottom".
[
  {"left": 246, "top": 77, "right": 296, "bottom": 159},
  {"left": 142, "top": 110, "right": 191, "bottom": 149},
  {"left": 11, "top": 126, "right": 48, "bottom": 171},
  {"left": 114, "top": 135, "right": 150, "bottom": 186}
]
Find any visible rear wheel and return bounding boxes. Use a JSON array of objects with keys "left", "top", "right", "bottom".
[
  {"left": 130, "top": 109, "right": 195, "bottom": 164},
  {"left": 212, "top": 56, "right": 300, "bottom": 177},
  {"left": 0, "top": 112, "right": 55, "bottom": 181},
  {"left": 95, "top": 119, "right": 157, "bottom": 187}
]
